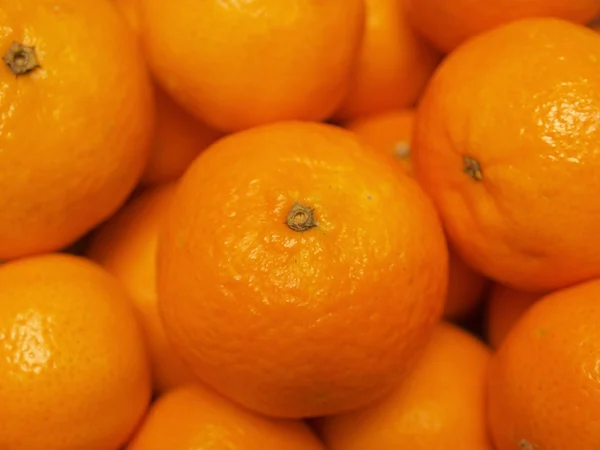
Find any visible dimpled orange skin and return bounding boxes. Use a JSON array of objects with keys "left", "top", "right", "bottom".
[
  {"left": 412, "top": 18, "right": 600, "bottom": 294},
  {"left": 488, "top": 278, "right": 600, "bottom": 450},
  {"left": 139, "top": 0, "right": 365, "bottom": 133},
  {"left": 347, "top": 110, "right": 489, "bottom": 320},
  {"left": 0, "top": 253, "right": 151, "bottom": 450},
  {"left": 486, "top": 284, "right": 542, "bottom": 349},
  {"left": 319, "top": 322, "right": 493, "bottom": 450},
  {"left": 157, "top": 121, "right": 448, "bottom": 418},
  {"left": 127, "top": 384, "right": 326, "bottom": 450},
  {"left": 405, "top": 0, "right": 600, "bottom": 54},
  {"left": 87, "top": 182, "right": 196, "bottom": 394},
  {"left": 333, "top": 0, "right": 440, "bottom": 122},
  {"left": 0, "top": 0, "right": 154, "bottom": 260}
]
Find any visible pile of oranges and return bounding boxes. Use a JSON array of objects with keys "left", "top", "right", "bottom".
[{"left": 2, "top": 0, "right": 600, "bottom": 448}]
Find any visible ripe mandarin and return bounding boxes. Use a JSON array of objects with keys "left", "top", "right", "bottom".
[
  {"left": 127, "top": 384, "right": 326, "bottom": 450},
  {"left": 405, "top": 0, "right": 600, "bottom": 53},
  {"left": 319, "top": 322, "right": 493, "bottom": 450},
  {"left": 0, "top": 0, "right": 154, "bottom": 260},
  {"left": 347, "top": 109, "right": 489, "bottom": 320},
  {"left": 0, "top": 254, "right": 151, "bottom": 450},
  {"left": 87, "top": 182, "right": 196, "bottom": 394},
  {"left": 488, "top": 277, "right": 600, "bottom": 450},
  {"left": 413, "top": 18, "right": 600, "bottom": 293},
  {"left": 333, "top": 0, "right": 440, "bottom": 121},
  {"left": 138, "top": 0, "right": 365, "bottom": 132},
  {"left": 112, "top": 0, "right": 224, "bottom": 186},
  {"left": 157, "top": 121, "right": 448, "bottom": 418}
]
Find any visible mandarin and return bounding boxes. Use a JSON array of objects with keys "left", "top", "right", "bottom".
[
  {"left": 0, "top": 254, "right": 151, "bottom": 450},
  {"left": 319, "top": 322, "right": 493, "bottom": 450},
  {"left": 412, "top": 18, "right": 600, "bottom": 293},
  {"left": 405, "top": 0, "right": 600, "bottom": 53},
  {"left": 127, "top": 384, "right": 326, "bottom": 450},
  {"left": 138, "top": 0, "right": 365, "bottom": 132},
  {"left": 488, "top": 277, "right": 600, "bottom": 449},
  {"left": 0, "top": 0, "right": 154, "bottom": 260},
  {"left": 333, "top": 0, "right": 440, "bottom": 121},
  {"left": 112, "top": 0, "right": 224, "bottom": 186},
  {"left": 87, "top": 182, "right": 196, "bottom": 394},
  {"left": 157, "top": 121, "right": 448, "bottom": 418},
  {"left": 345, "top": 109, "right": 416, "bottom": 174},
  {"left": 140, "top": 86, "right": 224, "bottom": 186},
  {"left": 347, "top": 110, "right": 489, "bottom": 320},
  {"left": 113, "top": 0, "right": 140, "bottom": 32}
]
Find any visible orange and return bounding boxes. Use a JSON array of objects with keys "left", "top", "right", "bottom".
[
  {"left": 319, "top": 322, "right": 493, "bottom": 450},
  {"left": 127, "top": 384, "right": 326, "bottom": 450},
  {"left": 412, "top": 18, "right": 600, "bottom": 293},
  {"left": 0, "top": 0, "right": 154, "bottom": 260},
  {"left": 87, "top": 182, "right": 196, "bottom": 394},
  {"left": 157, "top": 120, "right": 448, "bottom": 418},
  {"left": 140, "top": 86, "right": 225, "bottom": 186},
  {"left": 347, "top": 110, "right": 489, "bottom": 320},
  {"left": 113, "top": 0, "right": 139, "bottom": 32},
  {"left": 485, "top": 283, "right": 542, "bottom": 349},
  {"left": 0, "top": 253, "right": 151, "bottom": 450},
  {"left": 138, "top": 0, "right": 365, "bottom": 133},
  {"left": 333, "top": 0, "right": 440, "bottom": 122},
  {"left": 112, "top": 0, "right": 224, "bottom": 186},
  {"left": 405, "top": 0, "right": 600, "bottom": 53},
  {"left": 488, "top": 277, "right": 600, "bottom": 450},
  {"left": 444, "top": 249, "right": 489, "bottom": 320},
  {"left": 345, "top": 109, "right": 416, "bottom": 175}
]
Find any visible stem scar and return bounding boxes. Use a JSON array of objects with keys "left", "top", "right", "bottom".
[
  {"left": 3, "top": 42, "right": 41, "bottom": 76},
  {"left": 463, "top": 155, "right": 483, "bottom": 181},
  {"left": 286, "top": 202, "right": 317, "bottom": 232}
]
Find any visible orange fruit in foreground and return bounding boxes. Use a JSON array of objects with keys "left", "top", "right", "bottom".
[
  {"left": 488, "top": 277, "right": 600, "bottom": 450},
  {"left": 485, "top": 283, "right": 542, "bottom": 349},
  {"left": 412, "top": 18, "right": 600, "bottom": 293},
  {"left": 405, "top": 0, "right": 600, "bottom": 53},
  {"left": 87, "top": 182, "right": 196, "bottom": 394},
  {"left": 139, "top": 0, "right": 365, "bottom": 132},
  {"left": 157, "top": 121, "right": 448, "bottom": 418},
  {"left": 319, "top": 322, "right": 493, "bottom": 450},
  {"left": 347, "top": 110, "right": 489, "bottom": 320},
  {"left": 0, "top": 0, "right": 154, "bottom": 260},
  {"left": 333, "top": 0, "right": 440, "bottom": 121},
  {"left": 127, "top": 384, "right": 326, "bottom": 450},
  {"left": 0, "top": 254, "right": 151, "bottom": 450}
]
